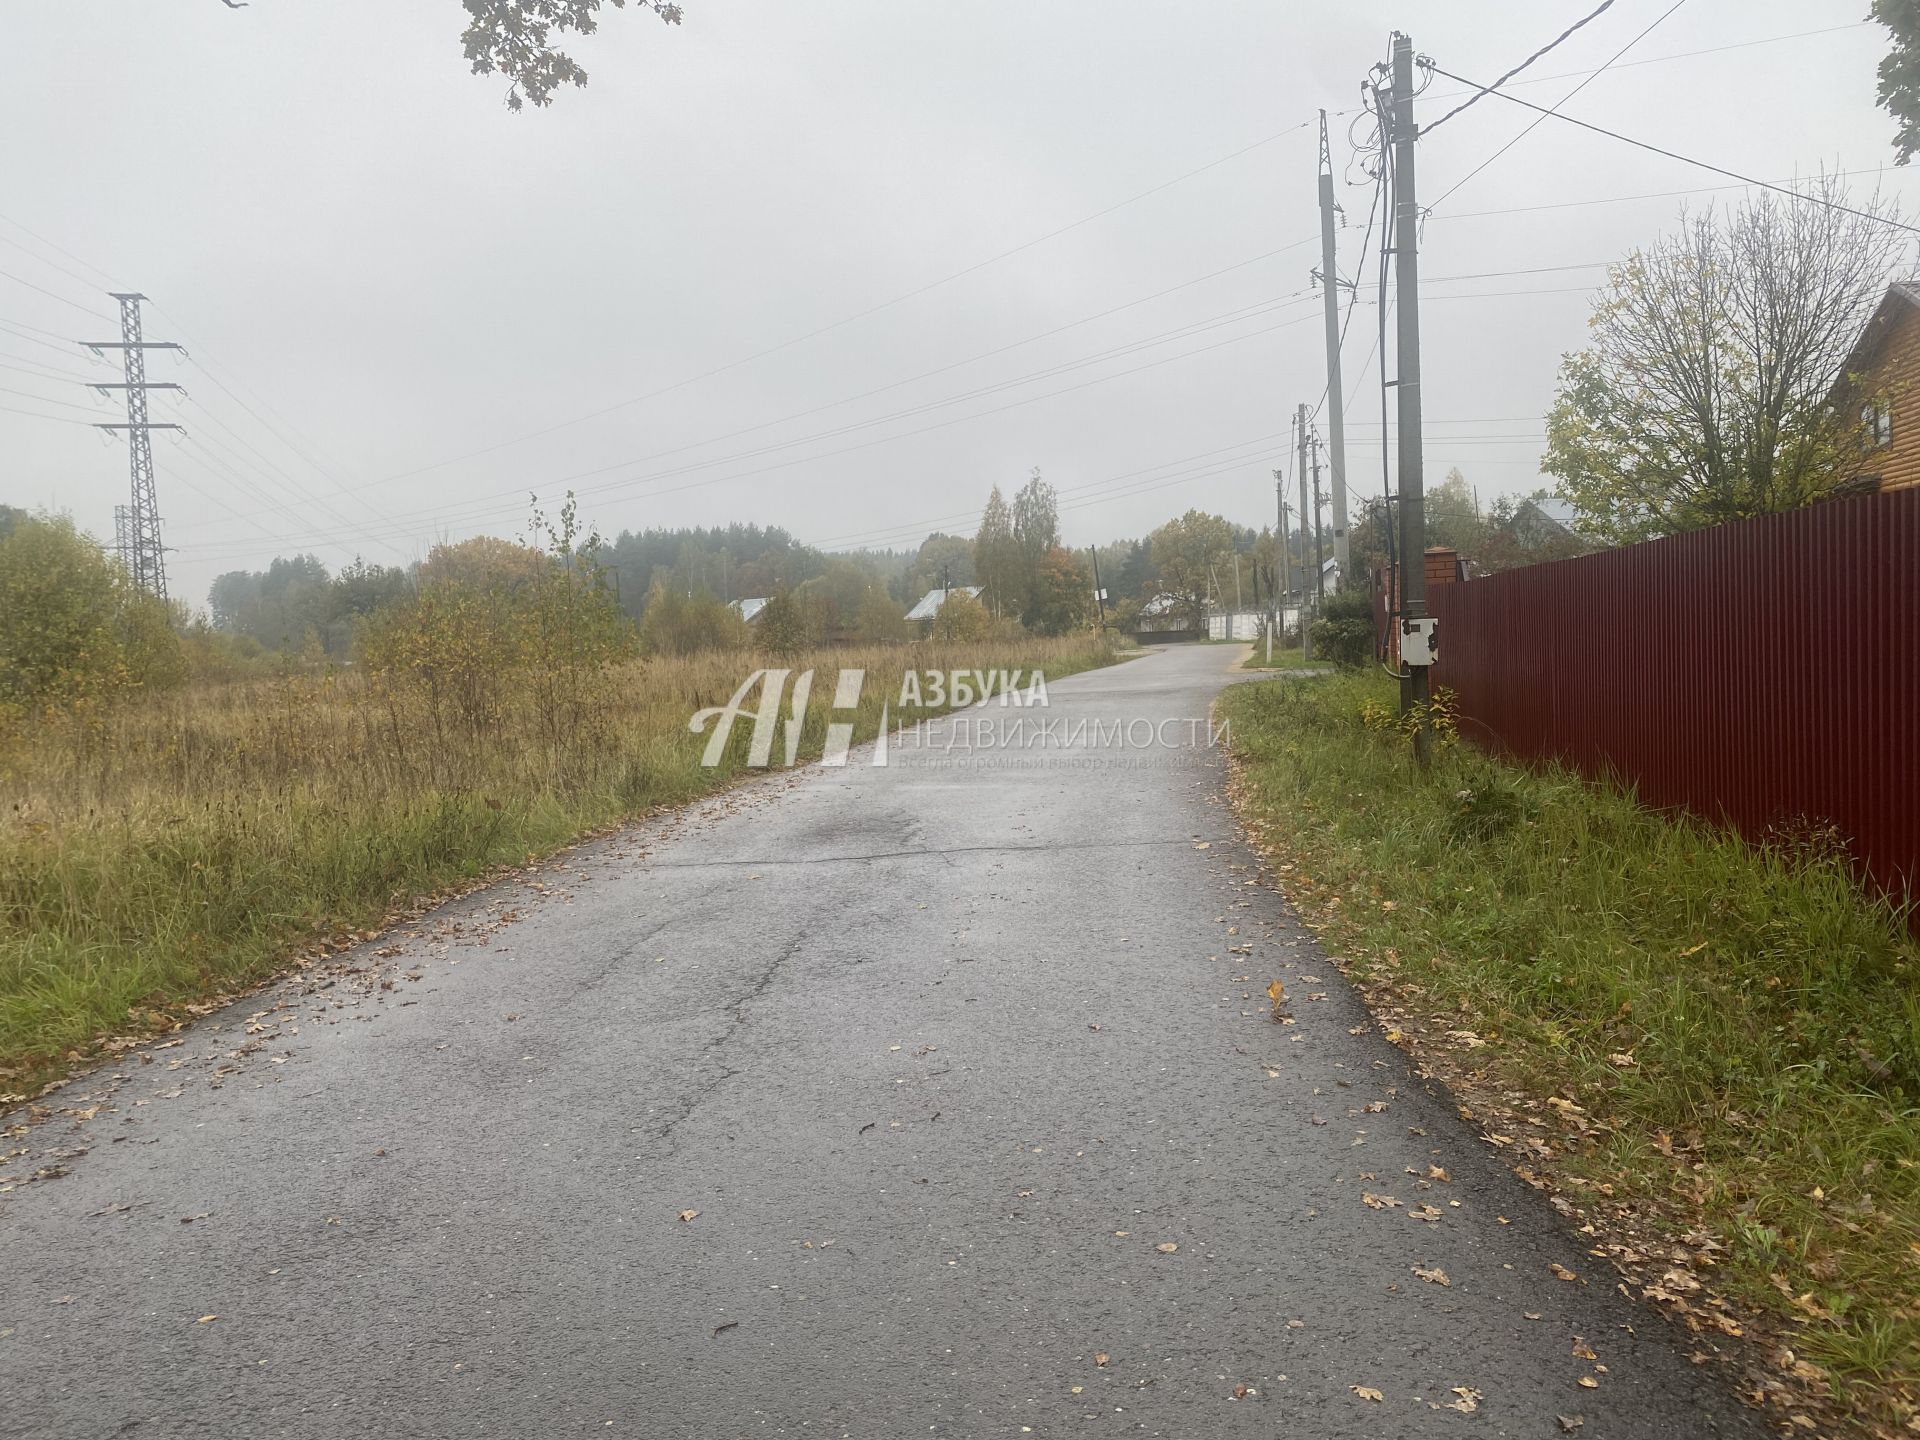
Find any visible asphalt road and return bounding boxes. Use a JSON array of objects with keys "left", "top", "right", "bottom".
[{"left": 0, "top": 644, "right": 1763, "bottom": 1439}]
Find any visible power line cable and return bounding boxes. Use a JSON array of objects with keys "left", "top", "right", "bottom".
[
  {"left": 1420, "top": 0, "right": 1617, "bottom": 135},
  {"left": 0, "top": 354, "right": 102, "bottom": 387},
  {"left": 247, "top": 242, "right": 1322, "bottom": 517},
  {"left": 366, "top": 120, "right": 1320, "bottom": 488},
  {"left": 0, "top": 229, "right": 116, "bottom": 296},
  {"left": 0, "top": 320, "right": 90, "bottom": 356},
  {"left": 1415, "top": 21, "right": 1871, "bottom": 108},
  {"left": 0, "top": 214, "right": 123, "bottom": 290},
  {"left": 1426, "top": 64, "right": 1920, "bottom": 235},
  {"left": 185, "top": 305, "right": 1333, "bottom": 556},
  {"left": 809, "top": 431, "right": 1296, "bottom": 548},
  {"left": 1429, "top": 0, "right": 1691, "bottom": 212},
  {"left": 0, "top": 267, "right": 113, "bottom": 320},
  {"left": 1432, "top": 165, "right": 1909, "bottom": 221},
  {"left": 0, "top": 400, "right": 95, "bottom": 426},
  {"left": 191, "top": 293, "right": 1333, "bottom": 543},
  {"left": 0, "top": 382, "right": 108, "bottom": 416}
]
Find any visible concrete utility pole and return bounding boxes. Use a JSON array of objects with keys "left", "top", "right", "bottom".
[
  {"left": 1269, "top": 468, "right": 1289, "bottom": 664},
  {"left": 1088, "top": 545, "right": 1106, "bottom": 630},
  {"left": 1317, "top": 110, "right": 1351, "bottom": 586},
  {"left": 84, "top": 293, "right": 183, "bottom": 602},
  {"left": 1311, "top": 431, "right": 1326, "bottom": 602},
  {"left": 1390, "top": 32, "right": 1432, "bottom": 759},
  {"left": 1295, "top": 405, "right": 1312, "bottom": 659}
]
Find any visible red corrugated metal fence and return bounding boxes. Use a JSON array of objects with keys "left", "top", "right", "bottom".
[{"left": 1427, "top": 489, "right": 1920, "bottom": 904}]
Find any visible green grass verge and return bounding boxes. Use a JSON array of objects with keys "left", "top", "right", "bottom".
[
  {"left": 1240, "top": 644, "right": 1320, "bottom": 671},
  {"left": 1221, "top": 671, "right": 1920, "bottom": 1428}
]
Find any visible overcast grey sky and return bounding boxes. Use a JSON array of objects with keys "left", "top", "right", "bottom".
[{"left": 1, "top": 0, "right": 1909, "bottom": 606}]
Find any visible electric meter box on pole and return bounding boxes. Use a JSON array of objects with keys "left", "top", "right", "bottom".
[{"left": 1400, "top": 616, "right": 1438, "bottom": 668}]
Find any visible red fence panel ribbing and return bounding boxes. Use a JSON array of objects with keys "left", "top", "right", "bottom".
[{"left": 1428, "top": 489, "right": 1920, "bottom": 904}]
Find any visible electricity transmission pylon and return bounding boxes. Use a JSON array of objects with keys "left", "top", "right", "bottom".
[{"left": 84, "top": 293, "right": 182, "bottom": 601}]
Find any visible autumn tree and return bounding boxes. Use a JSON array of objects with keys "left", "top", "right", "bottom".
[
  {"left": 972, "top": 486, "right": 1022, "bottom": 620},
  {"left": 1147, "top": 510, "right": 1234, "bottom": 630},
  {"left": 460, "top": 0, "right": 684, "bottom": 111},
  {"left": 1545, "top": 182, "right": 1908, "bottom": 544},
  {"left": 1424, "top": 468, "right": 1490, "bottom": 557},
  {"left": 419, "top": 534, "right": 548, "bottom": 591},
  {"left": 854, "top": 587, "right": 910, "bottom": 644},
  {"left": 0, "top": 513, "right": 182, "bottom": 720},
  {"left": 929, "top": 589, "right": 992, "bottom": 643},
  {"left": 637, "top": 584, "right": 747, "bottom": 655},
  {"left": 905, "top": 533, "right": 975, "bottom": 602},
  {"left": 1874, "top": 0, "right": 1920, "bottom": 163},
  {"left": 1012, "top": 469, "right": 1059, "bottom": 565},
  {"left": 754, "top": 592, "right": 816, "bottom": 657},
  {"left": 1022, "top": 546, "right": 1092, "bottom": 636}
]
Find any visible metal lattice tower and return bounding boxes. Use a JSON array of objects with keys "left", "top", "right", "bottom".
[
  {"left": 112, "top": 503, "right": 132, "bottom": 569},
  {"left": 84, "top": 293, "right": 183, "bottom": 602}
]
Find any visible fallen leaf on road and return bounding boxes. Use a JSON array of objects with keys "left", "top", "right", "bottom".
[
  {"left": 1362, "top": 1192, "right": 1401, "bottom": 1210},
  {"left": 1427, "top": 1165, "right": 1450, "bottom": 1182},
  {"left": 1409, "top": 1204, "right": 1442, "bottom": 1222},
  {"left": 712, "top": 1321, "right": 738, "bottom": 1337},
  {"left": 1266, "top": 980, "right": 1288, "bottom": 1021},
  {"left": 1550, "top": 1263, "right": 1579, "bottom": 1282},
  {"left": 1576, "top": 1376, "right": 1599, "bottom": 1389},
  {"left": 678, "top": 1210, "right": 700, "bottom": 1223},
  {"left": 1094, "top": 1352, "right": 1111, "bottom": 1367},
  {"left": 1412, "top": 1265, "right": 1450, "bottom": 1287},
  {"left": 1155, "top": 1242, "right": 1179, "bottom": 1254},
  {"left": 1437, "top": 1387, "right": 1480, "bottom": 1413},
  {"left": 1557, "top": 1417, "right": 1585, "bottom": 1433},
  {"left": 1350, "top": 1385, "right": 1383, "bottom": 1402},
  {"left": 196, "top": 1315, "right": 216, "bottom": 1324}
]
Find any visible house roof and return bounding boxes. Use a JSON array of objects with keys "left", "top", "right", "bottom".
[
  {"left": 904, "top": 585, "right": 981, "bottom": 622},
  {"left": 731, "top": 596, "right": 769, "bottom": 622},
  {"left": 1518, "top": 496, "right": 1578, "bottom": 534},
  {"left": 1836, "top": 281, "right": 1920, "bottom": 395}
]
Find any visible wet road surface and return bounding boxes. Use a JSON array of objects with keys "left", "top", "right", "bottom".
[{"left": 0, "top": 644, "right": 1762, "bottom": 1438}]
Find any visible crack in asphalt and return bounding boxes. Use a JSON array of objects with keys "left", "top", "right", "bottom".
[{"left": 649, "top": 930, "right": 812, "bottom": 1156}]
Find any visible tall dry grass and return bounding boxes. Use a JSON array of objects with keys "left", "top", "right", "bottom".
[{"left": 0, "top": 637, "right": 1114, "bottom": 1094}]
